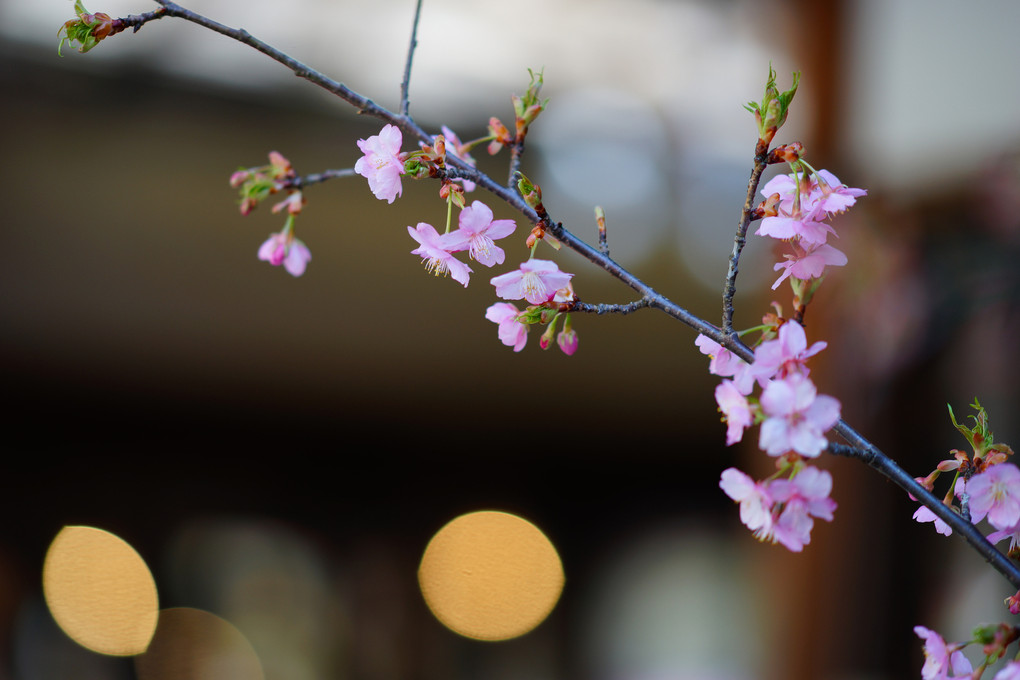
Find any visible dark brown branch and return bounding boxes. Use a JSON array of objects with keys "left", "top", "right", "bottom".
[{"left": 570, "top": 299, "right": 651, "bottom": 316}]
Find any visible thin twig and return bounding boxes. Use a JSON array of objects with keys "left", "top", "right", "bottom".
[
  {"left": 284, "top": 168, "right": 357, "bottom": 189},
  {"left": 722, "top": 138, "right": 769, "bottom": 336},
  {"left": 399, "top": 0, "right": 424, "bottom": 117}
]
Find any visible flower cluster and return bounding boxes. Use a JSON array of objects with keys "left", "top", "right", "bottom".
[
  {"left": 230, "top": 151, "right": 312, "bottom": 277},
  {"left": 354, "top": 123, "right": 579, "bottom": 354},
  {"left": 914, "top": 623, "right": 1020, "bottom": 680},
  {"left": 911, "top": 401, "right": 1017, "bottom": 540},
  {"left": 699, "top": 319, "right": 841, "bottom": 550},
  {"left": 756, "top": 166, "right": 865, "bottom": 291},
  {"left": 719, "top": 466, "right": 835, "bottom": 552}
]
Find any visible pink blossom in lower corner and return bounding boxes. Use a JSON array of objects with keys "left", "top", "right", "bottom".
[
  {"left": 408, "top": 223, "right": 472, "bottom": 287},
  {"left": 964, "top": 463, "right": 1020, "bottom": 530},
  {"left": 484, "top": 302, "right": 528, "bottom": 352},
  {"left": 490, "top": 259, "right": 573, "bottom": 305},
  {"left": 914, "top": 626, "right": 973, "bottom": 680},
  {"left": 258, "top": 232, "right": 311, "bottom": 277},
  {"left": 758, "top": 372, "right": 840, "bottom": 457},
  {"left": 995, "top": 661, "right": 1020, "bottom": 680},
  {"left": 354, "top": 124, "right": 404, "bottom": 203}
]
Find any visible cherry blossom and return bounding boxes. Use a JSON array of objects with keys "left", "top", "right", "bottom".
[
  {"left": 771, "top": 242, "right": 848, "bottom": 290},
  {"left": 408, "top": 223, "right": 472, "bottom": 287},
  {"left": 490, "top": 259, "right": 573, "bottom": 305},
  {"left": 715, "top": 380, "right": 753, "bottom": 445},
  {"left": 695, "top": 334, "right": 755, "bottom": 395},
  {"left": 810, "top": 169, "right": 867, "bottom": 216},
  {"left": 258, "top": 231, "right": 311, "bottom": 277},
  {"left": 758, "top": 372, "right": 840, "bottom": 457},
  {"left": 751, "top": 320, "right": 827, "bottom": 383},
  {"left": 355, "top": 124, "right": 404, "bottom": 203},
  {"left": 913, "top": 506, "right": 953, "bottom": 537},
  {"left": 719, "top": 468, "right": 774, "bottom": 537},
  {"left": 447, "top": 200, "right": 516, "bottom": 267},
  {"left": 965, "top": 463, "right": 1020, "bottom": 530},
  {"left": 556, "top": 325, "right": 578, "bottom": 356},
  {"left": 914, "top": 626, "right": 973, "bottom": 680},
  {"left": 767, "top": 466, "right": 837, "bottom": 551},
  {"left": 485, "top": 302, "right": 528, "bottom": 352},
  {"left": 441, "top": 125, "right": 477, "bottom": 192},
  {"left": 995, "top": 662, "right": 1020, "bottom": 680},
  {"left": 756, "top": 208, "right": 836, "bottom": 245}
]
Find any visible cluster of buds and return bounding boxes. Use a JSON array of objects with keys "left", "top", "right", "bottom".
[
  {"left": 486, "top": 69, "right": 548, "bottom": 155},
  {"left": 743, "top": 66, "right": 800, "bottom": 146},
  {"left": 58, "top": 0, "right": 121, "bottom": 55}
]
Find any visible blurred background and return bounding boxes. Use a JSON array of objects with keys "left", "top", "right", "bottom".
[{"left": 1, "top": 0, "right": 1019, "bottom": 678}]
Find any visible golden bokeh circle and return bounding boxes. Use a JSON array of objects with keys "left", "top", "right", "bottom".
[
  {"left": 418, "top": 510, "right": 564, "bottom": 641},
  {"left": 42, "top": 526, "right": 159, "bottom": 656}
]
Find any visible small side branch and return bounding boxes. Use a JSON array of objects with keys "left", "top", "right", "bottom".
[
  {"left": 570, "top": 298, "right": 651, "bottom": 316},
  {"left": 721, "top": 138, "right": 769, "bottom": 335},
  {"left": 399, "top": 0, "right": 424, "bottom": 117}
]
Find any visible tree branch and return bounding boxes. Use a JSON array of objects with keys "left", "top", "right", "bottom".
[
  {"left": 399, "top": 0, "right": 424, "bottom": 117},
  {"left": 827, "top": 439, "right": 1020, "bottom": 588},
  {"left": 722, "top": 138, "right": 769, "bottom": 336},
  {"left": 113, "top": 1, "right": 1020, "bottom": 591}
]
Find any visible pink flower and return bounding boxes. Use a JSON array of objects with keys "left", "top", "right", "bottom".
[
  {"left": 759, "top": 373, "right": 840, "bottom": 457},
  {"left": 485, "top": 302, "right": 528, "bottom": 351},
  {"left": 556, "top": 328, "right": 578, "bottom": 355},
  {"left": 767, "top": 466, "right": 837, "bottom": 551},
  {"left": 719, "top": 468, "right": 774, "bottom": 537},
  {"left": 914, "top": 626, "right": 972, "bottom": 680},
  {"left": 446, "top": 201, "right": 516, "bottom": 267},
  {"left": 757, "top": 210, "right": 836, "bottom": 245},
  {"left": 771, "top": 242, "right": 848, "bottom": 290},
  {"left": 913, "top": 506, "right": 953, "bottom": 536},
  {"left": 490, "top": 259, "right": 573, "bottom": 305},
  {"left": 441, "top": 126, "right": 477, "bottom": 192},
  {"left": 258, "top": 232, "right": 311, "bottom": 277},
  {"left": 751, "top": 321, "right": 827, "bottom": 383},
  {"left": 695, "top": 334, "right": 755, "bottom": 395},
  {"left": 354, "top": 124, "right": 404, "bottom": 203},
  {"left": 715, "top": 380, "right": 753, "bottom": 445},
  {"left": 965, "top": 463, "right": 1020, "bottom": 530},
  {"left": 408, "top": 223, "right": 472, "bottom": 287},
  {"left": 810, "top": 169, "right": 867, "bottom": 216},
  {"left": 988, "top": 523, "right": 1020, "bottom": 551},
  {"left": 996, "top": 662, "right": 1020, "bottom": 680}
]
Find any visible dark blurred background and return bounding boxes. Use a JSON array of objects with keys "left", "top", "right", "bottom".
[{"left": 1, "top": 0, "right": 1019, "bottom": 678}]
